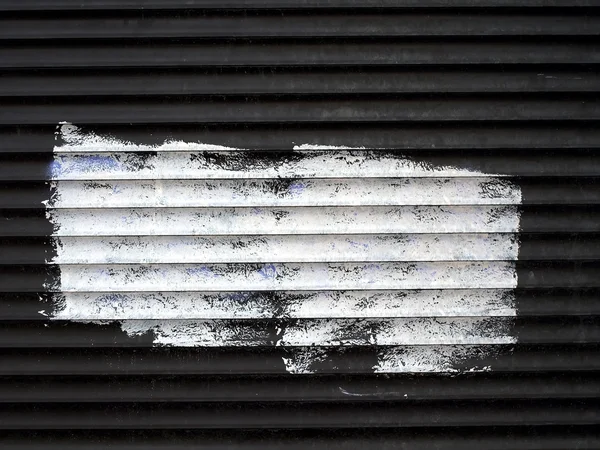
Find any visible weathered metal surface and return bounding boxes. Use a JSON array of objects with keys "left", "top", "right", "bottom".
[{"left": 0, "top": 2, "right": 598, "bottom": 448}]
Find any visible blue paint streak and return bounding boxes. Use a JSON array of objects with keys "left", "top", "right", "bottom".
[
  {"left": 49, "top": 159, "right": 63, "bottom": 177},
  {"left": 288, "top": 181, "right": 305, "bottom": 196},
  {"left": 51, "top": 155, "right": 122, "bottom": 177},
  {"left": 258, "top": 264, "right": 277, "bottom": 280}
]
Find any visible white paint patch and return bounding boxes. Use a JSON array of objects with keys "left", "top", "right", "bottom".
[
  {"left": 50, "top": 234, "right": 519, "bottom": 264},
  {"left": 50, "top": 124, "right": 509, "bottom": 180},
  {"left": 49, "top": 262, "right": 517, "bottom": 292},
  {"left": 281, "top": 346, "right": 501, "bottom": 374},
  {"left": 55, "top": 121, "right": 244, "bottom": 152},
  {"left": 374, "top": 346, "right": 502, "bottom": 374},
  {"left": 115, "top": 318, "right": 515, "bottom": 347},
  {"left": 46, "top": 205, "right": 520, "bottom": 236},
  {"left": 46, "top": 177, "right": 521, "bottom": 208},
  {"left": 46, "top": 123, "right": 523, "bottom": 373},
  {"left": 50, "top": 290, "right": 516, "bottom": 320},
  {"left": 49, "top": 151, "right": 507, "bottom": 180}
]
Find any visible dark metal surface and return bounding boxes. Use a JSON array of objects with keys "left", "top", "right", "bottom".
[
  {"left": 3, "top": 42, "right": 600, "bottom": 68},
  {"left": 0, "top": 2, "right": 599, "bottom": 449},
  {"left": 1, "top": 0, "right": 599, "bottom": 9}
]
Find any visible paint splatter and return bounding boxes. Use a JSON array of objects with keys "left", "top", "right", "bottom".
[{"left": 45, "top": 123, "right": 523, "bottom": 374}]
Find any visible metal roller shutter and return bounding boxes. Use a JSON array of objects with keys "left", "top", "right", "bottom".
[{"left": 0, "top": 1, "right": 599, "bottom": 448}]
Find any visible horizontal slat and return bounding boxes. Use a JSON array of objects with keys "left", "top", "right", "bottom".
[
  {"left": 1, "top": 345, "right": 597, "bottom": 375},
  {"left": 2, "top": 373, "right": 597, "bottom": 402},
  {"left": 1, "top": 0, "right": 598, "bottom": 9},
  {"left": 2, "top": 70, "right": 599, "bottom": 97},
  {"left": 6, "top": 233, "right": 593, "bottom": 264},
  {"left": 0, "top": 317, "right": 527, "bottom": 347},
  {"left": 518, "top": 234, "right": 600, "bottom": 259},
  {"left": 36, "top": 289, "right": 521, "bottom": 319},
  {"left": 44, "top": 234, "right": 520, "bottom": 263},
  {"left": 5, "top": 151, "right": 600, "bottom": 178},
  {"left": 0, "top": 261, "right": 600, "bottom": 292},
  {"left": 2, "top": 42, "right": 600, "bottom": 69},
  {"left": 5, "top": 206, "right": 599, "bottom": 235},
  {"left": 5, "top": 98, "right": 600, "bottom": 125},
  {"left": 41, "top": 206, "right": 521, "bottom": 236},
  {"left": 516, "top": 289, "right": 600, "bottom": 315},
  {"left": 4, "top": 289, "right": 600, "bottom": 320},
  {"left": 4, "top": 152, "right": 600, "bottom": 178},
  {"left": 2, "top": 318, "right": 599, "bottom": 348},
  {"left": 1, "top": 318, "right": 598, "bottom": 348},
  {"left": 2, "top": 14, "right": 599, "bottom": 40},
  {"left": 0, "top": 234, "right": 593, "bottom": 264},
  {"left": 3, "top": 428, "right": 600, "bottom": 450},
  {"left": 2, "top": 261, "right": 600, "bottom": 292},
  {"left": 0, "top": 399, "right": 598, "bottom": 429},
  {"left": 30, "top": 289, "right": 521, "bottom": 319},
  {"left": 6, "top": 289, "right": 600, "bottom": 320},
  {"left": 47, "top": 261, "right": 519, "bottom": 291},
  {"left": 5, "top": 128, "right": 600, "bottom": 153},
  {"left": 519, "top": 177, "right": 600, "bottom": 204},
  {"left": 45, "top": 151, "right": 526, "bottom": 179},
  {"left": 6, "top": 178, "right": 600, "bottom": 208},
  {"left": 44, "top": 178, "right": 523, "bottom": 208},
  {"left": 1, "top": 428, "right": 599, "bottom": 450}
]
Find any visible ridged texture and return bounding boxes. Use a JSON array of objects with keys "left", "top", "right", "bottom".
[{"left": 0, "top": 2, "right": 599, "bottom": 449}]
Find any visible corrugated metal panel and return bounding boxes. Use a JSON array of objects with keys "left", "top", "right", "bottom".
[{"left": 1, "top": 1, "right": 599, "bottom": 448}]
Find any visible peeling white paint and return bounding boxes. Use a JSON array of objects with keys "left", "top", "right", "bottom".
[
  {"left": 281, "top": 345, "right": 501, "bottom": 374},
  {"left": 50, "top": 234, "right": 519, "bottom": 264},
  {"left": 50, "top": 124, "right": 509, "bottom": 180},
  {"left": 374, "top": 346, "right": 501, "bottom": 373},
  {"left": 115, "top": 317, "right": 515, "bottom": 347},
  {"left": 46, "top": 177, "right": 521, "bottom": 208},
  {"left": 50, "top": 289, "right": 516, "bottom": 320},
  {"left": 45, "top": 123, "right": 523, "bottom": 373},
  {"left": 55, "top": 121, "right": 244, "bottom": 152},
  {"left": 49, "top": 151, "right": 508, "bottom": 180},
  {"left": 49, "top": 261, "right": 517, "bottom": 292},
  {"left": 46, "top": 205, "right": 521, "bottom": 236}
]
